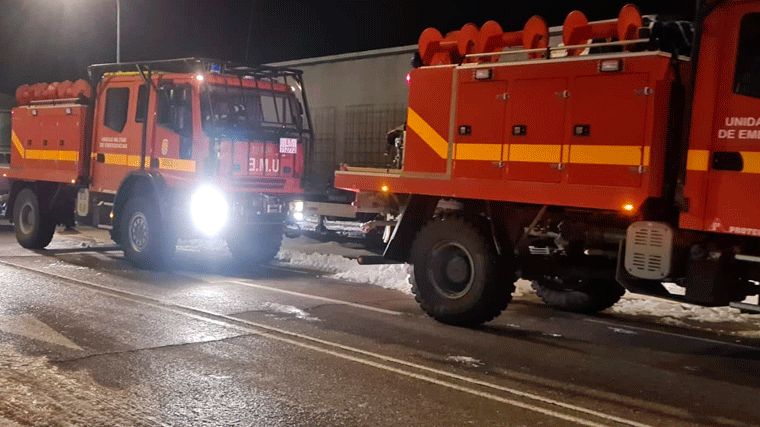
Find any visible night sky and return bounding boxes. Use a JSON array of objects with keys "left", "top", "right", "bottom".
[{"left": 0, "top": 0, "right": 695, "bottom": 95}]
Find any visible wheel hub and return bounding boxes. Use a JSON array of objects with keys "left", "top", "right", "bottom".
[
  {"left": 19, "top": 202, "right": 35, "bottom": 235},
  {"left": 129, "top": 212, "right": 149, "bottom": 253},
  {"left": 428, "top": 241, "right": 474, "bottom": 298}
]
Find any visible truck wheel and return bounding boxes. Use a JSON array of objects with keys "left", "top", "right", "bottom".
[
  {"left": 227, "top": 226, "right": 283, "bottom": 265},
  {"left": 13, "top": 188, "right": 56, "bottom": 249},
  {"left": 121, "top": 197, "right": 172, "bottom": 270},
  {"left": 531, "top": 278, "right": 625, "bottom": 314},
  {"left": 409, "top": 217, "right": 514, "bottom": 326}
]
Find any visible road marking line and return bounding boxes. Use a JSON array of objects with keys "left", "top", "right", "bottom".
[
  {"left": 266, "top": 265, "right": 313, "bottom": 275},
  {"left": 0, "top": 260, "right": 660, "bottom": 427},
  {"left": 583, "top": 318, "right": 760, "bottom": 351},
  {"left": 228, "top": 280, "right": 403, "bottom": 316}
]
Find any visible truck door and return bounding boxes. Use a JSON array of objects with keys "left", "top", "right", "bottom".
[
  {"left": 153, "top": 84, "right": 195, "bottom": 175},
  {"left": 91, "top": 81, "right": 144, "bottom": 193},
  {"left": 453, "top": 77, "right": 507, "bottom": 180},
  {"left": 703, "top": 10, "right": 760, "bottom": 235}
]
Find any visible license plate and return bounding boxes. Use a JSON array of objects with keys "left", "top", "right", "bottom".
[{"left": 279, "top": 137, "right": 297, "bottom": 154}]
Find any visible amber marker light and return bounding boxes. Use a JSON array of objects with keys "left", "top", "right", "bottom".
[
  {"left": 623, "top": 204, "right": 635, "bottom": 212},
  {"left": 381, "top": 185, "right": 389, "bottom": 192}
]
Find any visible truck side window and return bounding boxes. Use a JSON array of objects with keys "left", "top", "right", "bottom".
[
  {"left": 734, "top": 13, "right": 760, "bottom": 98},
  {"left": 157, "top": 84, "right": 193, "bottom": 159},
  {"left": 104, "top": 87, "right": 129, "bottom": 132},
  {"left": 135, "top": 85, "right": 148, "bottom": 123}
]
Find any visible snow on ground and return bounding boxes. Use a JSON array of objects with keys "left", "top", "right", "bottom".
[
  {"left": 280, "top": 236, "right": 377, "bottom": 258},
  {"left": 277, "top": 236, "right": 760, "bottom": 337},
  {"left": 0, "top": 344, "right": 156, "bottom": 426},
  {"left": 611, "top": 293, "right": 760, "bottom": 337},
  {"left": 296, "top": 216, "right": 365, "bottom": 237},
  {"left": 278, "top": 236, "right": 412, "bottom": 294}
]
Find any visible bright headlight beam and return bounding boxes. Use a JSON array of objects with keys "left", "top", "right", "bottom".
[{"left": 190, "top": 185, "right": 228, "bottom": 236}]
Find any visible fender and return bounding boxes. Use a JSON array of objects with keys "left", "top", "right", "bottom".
[{"left": 111, "top": 170, "right": 168, "bottom": 243}]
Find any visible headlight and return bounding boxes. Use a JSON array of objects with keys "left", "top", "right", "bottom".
[
  {"left": 190, "top": 185, "right": 228, "bottom": 236},
  {"left": 290, "top": 200, "right": 305, "bottom": 221}
]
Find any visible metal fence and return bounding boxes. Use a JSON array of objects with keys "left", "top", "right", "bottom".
[
  {"left": 0, "top": 110, "right": 10, "bottom": 164},
  {"left": 343, "top": 103, "right": 406, "bottom": 167},
  {"left": 308, "top": 106, "right": 337, "bottom": 188},
  {"left": 305, "top": 103, "right": 407, "bottom": 189}
]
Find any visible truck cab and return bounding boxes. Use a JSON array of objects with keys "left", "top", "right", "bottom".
[{"left": 5, "top": 58, "right": 314, "bottom": 269}]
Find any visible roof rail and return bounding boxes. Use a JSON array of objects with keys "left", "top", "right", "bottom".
[{"left": 87, "top": 57, "right": 304, "bottom": 81}]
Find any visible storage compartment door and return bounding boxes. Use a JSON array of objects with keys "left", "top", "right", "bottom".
[
  {"left": 567, "top": 73, "right": 649, "bottom": 188},
  {"left": 505, "top": 78, "right": 567, "bottom": 183},
  {"left": 453, "top": 80, "right": 507, "bottom": 180}
]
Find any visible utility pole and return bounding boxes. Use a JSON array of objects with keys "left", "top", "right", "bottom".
[{"left": 116, "top": 0, "right": 121, "bottom": 63}]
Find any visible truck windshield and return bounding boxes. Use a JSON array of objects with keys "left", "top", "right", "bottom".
[{"left": 200, "top": 84, "right": 300, "bottom": 137}]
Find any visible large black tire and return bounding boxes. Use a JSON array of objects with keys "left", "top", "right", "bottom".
[
  {"left": 227, "top": 226, "right": 283, "bottom": 265},
  {"left": 410, "top": 217, "right": 514, "bottom": 326},
  {"left": 120, "top": 197, "right": 174, "bottom": 270},
  {"left": 531, "top": 278, "right": 625, "bottom": 314},
  {"left": 13, "top": 188, "right": 56, "bottom": 249}
]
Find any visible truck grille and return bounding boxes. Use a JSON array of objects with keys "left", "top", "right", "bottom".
[{"left": 247, "top": 178, "right": 286, "bottom": 190}]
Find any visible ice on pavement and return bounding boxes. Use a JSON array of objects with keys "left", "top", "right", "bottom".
[
  {"left": 446, "top": 356, "right": 484, "bottom": 367},
  {"left": 278, "top": 236, "right": 760, "bottom": 337},
  {"left": 263, "top": 302, "right": 320, "bottom": 321}
]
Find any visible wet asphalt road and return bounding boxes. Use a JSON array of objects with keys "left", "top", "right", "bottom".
[{"left": 1, "top": 224, "right": 760, "bottom": 427}]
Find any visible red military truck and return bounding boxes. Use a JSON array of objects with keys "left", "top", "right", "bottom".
[
  {"left": 2, "top": 58, "right": 313, "bottom": 268},
  {"left": 335, "top": 1, "right": 760, "bottom": 325}
]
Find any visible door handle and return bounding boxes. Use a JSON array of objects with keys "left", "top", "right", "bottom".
[{"left": 712, "top": 151, "right": 743, "bottom": 171}]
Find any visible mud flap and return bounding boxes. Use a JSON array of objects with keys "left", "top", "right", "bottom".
[
  {"left": 383, "top": 194, "right": 438, "bottom": 262},
  {"left": 685, "top": 253, "right": 736, "bottom": 306}
]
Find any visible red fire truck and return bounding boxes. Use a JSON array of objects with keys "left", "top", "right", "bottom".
[
  {"left": 2, "top": 58, "right": 313, "bottom": 269},
  {"left": 335, "top": 0, "right": 760, "bottom": 325}
]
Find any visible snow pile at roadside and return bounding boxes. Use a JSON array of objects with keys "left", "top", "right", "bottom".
[
  {"left": 512, "top": 279, "right": 535, "bottom": 297},
  {"left": 278, "top": 247, "right": 412, "bottom": 294},
  {"left": 611, "top": 294, "right": 760, "bottom": 335}
]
